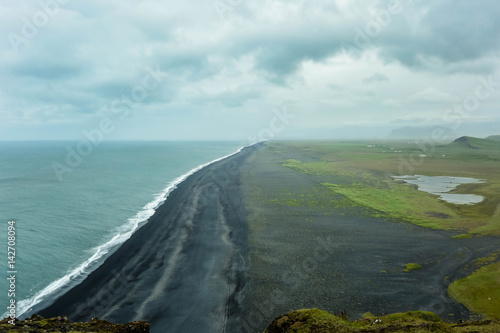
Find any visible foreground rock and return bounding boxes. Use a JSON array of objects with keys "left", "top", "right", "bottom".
[
  {"left": 0, "top": 315, "right": 149, "bottom": 332},
  {"left": 265, "top": 309, "right": 500, "bottom": 333}
]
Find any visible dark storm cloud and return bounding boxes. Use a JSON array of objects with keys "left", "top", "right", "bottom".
[
  {"left": 377, "top": 0, "right": 500, "bottom": 71},
  {"left": 250, "top": 28, "right": 347, "bottom": 81}
]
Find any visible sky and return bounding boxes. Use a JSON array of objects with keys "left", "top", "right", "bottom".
[{"left": 1, "top": 0, "right": 500, "bottom": 141}]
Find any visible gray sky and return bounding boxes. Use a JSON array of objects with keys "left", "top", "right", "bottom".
[{"left": 1, "top": 0, "right": 500, "bottom": 141}]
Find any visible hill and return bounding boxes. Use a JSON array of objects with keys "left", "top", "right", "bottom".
[
  {"left": 450, "top": 136, "right": 500, "bottom": 149},
  {"left": 486, "top": 135, "right": 500, "bottom": 142}
]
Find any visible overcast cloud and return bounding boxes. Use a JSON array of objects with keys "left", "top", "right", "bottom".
[{"left": 1, "top": 0, "right": 499, "bottom": 140}]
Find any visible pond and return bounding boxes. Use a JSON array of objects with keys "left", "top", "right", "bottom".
[{"left": 392, "top": 175, "right": 486, "bottom": 205}]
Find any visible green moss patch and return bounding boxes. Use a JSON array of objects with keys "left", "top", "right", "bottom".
[
  {"left": 403, "top": 263, "right": 422, "bottom": 272},
  {"left": 321, "top": 181, "right": 462, "bottom": 230},
  {"left": 449, "top": 261, "right": 500, "bottom": 319},
  {"left": 452, "top": 233, "right": 473, "bottom": 239}
]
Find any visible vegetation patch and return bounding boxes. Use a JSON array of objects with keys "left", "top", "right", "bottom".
[
  {"left": 448, "top": 262, "right": 500, "bottom": 319},
  {"left": 0, "top": 315, "right": 149, "bottom": 332},
  {"left": 451, "top": 233, "right": 473, "bottom": 239},
  {"left": 403, "top": 263, "right": 422, "bottom": 272},
  {"left": 426, "top": 211, "right": 452, "bottom": 219},
  {"left": 282, "top": 159, "right": 314, "bottom": 175},
  {"left": 265, "top": 308, "right": 500, "bottom": 332},
  {"left": 270, "top": 198, "right": 303, "bottom": 207},
  {"left": 320, "top": 181, "right": 460, "bottom": 230},
  {"left": 472, "top": 250, "right": 500, "bottom": 268}
]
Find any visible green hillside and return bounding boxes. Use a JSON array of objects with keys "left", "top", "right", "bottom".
[
  {"left": 449, "top": 136, "right": 500, "bottom": 150},
  {"left": 442, "top": 136, "right": 500, "bottom": 162},
  {"left": 486, "top": 135, "right": 500, "bottom": 142}
]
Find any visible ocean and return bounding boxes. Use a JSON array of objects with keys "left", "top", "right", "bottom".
[{"left": 0, "top": 141, "right": 244, "bottom": 318}]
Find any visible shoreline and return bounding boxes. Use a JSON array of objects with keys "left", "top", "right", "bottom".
[
  {"left": 22, "top": 141, "right": 499, "bottom": 332},
  {"left": 14, "top": 143, "right": 253, "bottom": 321},
  {"left": 27, "top": 143, "right": 262, "bottom": 333}
]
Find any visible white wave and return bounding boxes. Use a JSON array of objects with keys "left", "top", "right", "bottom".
[{"left": 12, "top": 144, "right": 252, "bottom": 319}]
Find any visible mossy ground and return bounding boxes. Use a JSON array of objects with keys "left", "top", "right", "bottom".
[
  {"left": 0, "top": 315, "right": 149, "bottom": 332},
  {"left": 265, "top": 308, "right": 500, "bottom": 333},
  {"left": 403, "top": 263, "right": 422, "bottom": 272},
  {"left": 448, "top": 261, "right": 500, "bottom": 319}
]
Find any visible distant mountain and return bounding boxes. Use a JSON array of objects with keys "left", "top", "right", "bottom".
[
  {"left": 450, "top": 136, "right": 500, "bottom": 149},
  {"left": 452, "top": 136, "right": 480, "bottom": 149},
  {"left": 388, "top": 126, "right": 455, "bottom": 142},
  {"left": 486, "top": 135, "right": 500, "bottom": 142}
]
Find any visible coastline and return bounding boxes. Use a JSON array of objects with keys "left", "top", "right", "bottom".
[
  {"left": 22, "top": 141, "right": 499, "bottom": 332},
  {"left": 27, "top": 143, "right": 262, "bottom": 333},
  {"left": 12, "top": 141, "right": 252, "bottom": 318}
]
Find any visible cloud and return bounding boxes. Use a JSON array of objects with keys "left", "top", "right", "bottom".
[
  {"left": 376, "top": 0, "right": 500, "bottom": 72},
  {"left": 192, "top": 86, "right": 262, "bottom": 108},
  {"left": 409, "top": 87, "right": 455, "bottom": 103},
  {"left": 363, "top": 73, "right": 389, "bottom": 83},
  {"left": 381, "top": 99, "right": 401, "bottom": 107},
  {"left": 0, "top": 0, "right": 499, "bottom": 140}
]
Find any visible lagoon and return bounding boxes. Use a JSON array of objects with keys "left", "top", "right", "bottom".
[{"left": 392, "top": 175, "right": 485, "bottom": 205}]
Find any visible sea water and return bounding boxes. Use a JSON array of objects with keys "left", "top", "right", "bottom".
[{"left": 0, "top": 141, "right": 244, "bottom": 318}]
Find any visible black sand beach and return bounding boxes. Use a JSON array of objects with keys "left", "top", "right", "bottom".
[
  {"left": 30, "top": 142, "right": 499, "bottom": 333},
  {"left": 30, "top": 144, "right": 260, "bottom": 333}
]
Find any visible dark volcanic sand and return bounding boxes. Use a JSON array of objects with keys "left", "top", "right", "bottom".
[
  {"left": 238, "top": 144, "right": 500, "bottom": 333},
  {"left": 29, "top": 144, "right": 260, "bottom": 333}
]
